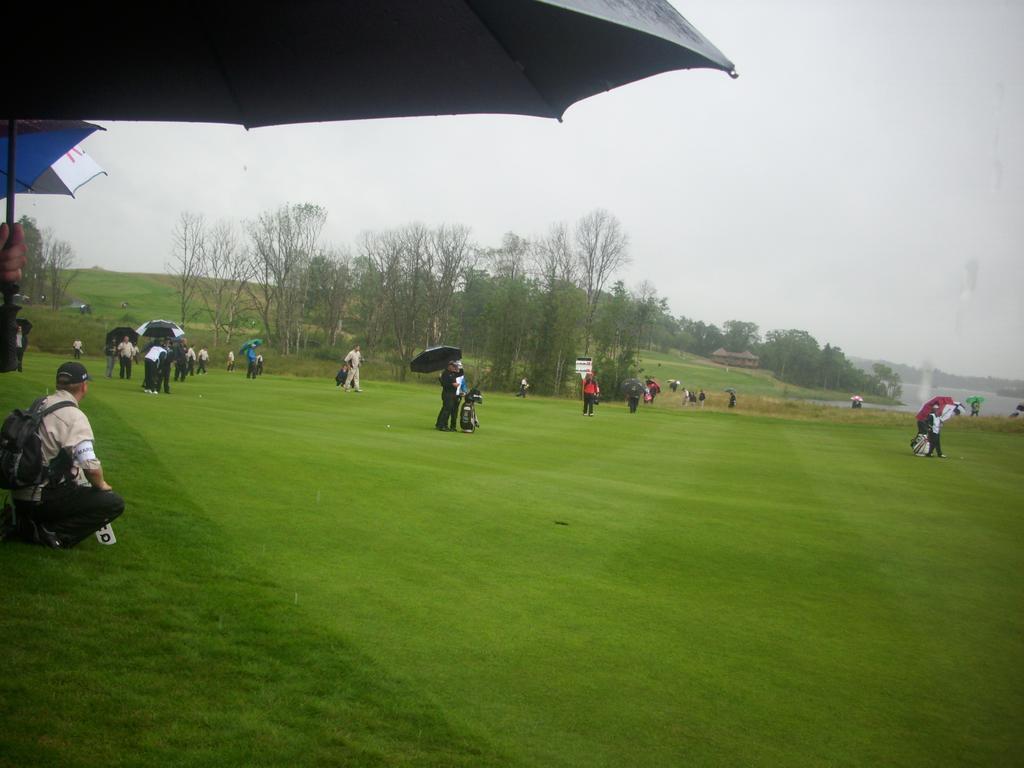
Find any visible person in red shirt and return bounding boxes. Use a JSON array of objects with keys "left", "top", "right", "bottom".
[{"left": 582, "top": 372, "right": 600, "bottom": 417}]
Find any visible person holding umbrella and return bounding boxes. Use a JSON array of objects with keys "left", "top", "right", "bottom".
[
  {"left": 923, "top": 401, "right": 963, "bottom": 458},
  {"left": 436, "top": 360, "right": 461, "bottom": 432},
  {"left": 0, "top": 222, "right": 27, "bottom": 282},
  {"left": 246, "top": 344, "right": 258, "bottom": 379},
  {"left": 622, "top": 379, "right": 643, "bottom": 414}
]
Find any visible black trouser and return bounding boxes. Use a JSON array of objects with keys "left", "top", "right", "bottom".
[
  {"left": 159, "top": 364, "right": 171, "bottom": 393},
  {"left": 247, "top": 361, "right": 256, "bottom": 379},
  {"left": 628, "top": 396, "right": 639, "bottom": 413},
  {"left": 926, "top": 432, "right": 942, "bottom": 456},
  {"left": 175, "top": 362, "right": 187, "bottom": 381},
  {"left": 583, "top": 393, "right": 596, "bottom": 415},
  {"left": 15, "top": 486, "right": 125, "bottom": 549},
  {"left": 143, "top": 359, "right": 157, "bottom": 390},
  {"left": 120, "top": 357, "right": 132, "bottom": 379},
  {"left": 449, "top": 396, "right": 461, "bottom": 430},
  {"left": 437, "top": 393, "right": 457, "bottom": 429}
]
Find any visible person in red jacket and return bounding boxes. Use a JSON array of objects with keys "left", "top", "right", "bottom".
[{"left": 582, "top": 372, "right": 600, "bottom": 417}]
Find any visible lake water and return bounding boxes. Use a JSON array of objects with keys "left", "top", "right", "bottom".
[{"left": 808, "top": 383, "right": 1022, "bottom": 416}]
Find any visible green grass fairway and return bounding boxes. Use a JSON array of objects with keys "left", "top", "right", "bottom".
[{"left": 2, "top": 354, "right": 1022, "bottom": 767}]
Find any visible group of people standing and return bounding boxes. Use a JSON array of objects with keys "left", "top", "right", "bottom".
[
  {"left": 139, "top": 338, "right": 209, "bottom": 394},
  {"left": 677, "top": 387, "right": 707, "bottom": 407}
]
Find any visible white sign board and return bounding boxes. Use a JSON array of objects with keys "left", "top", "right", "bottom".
[{"left": 575, "top": 357, "right": 592, "bottom": 378}]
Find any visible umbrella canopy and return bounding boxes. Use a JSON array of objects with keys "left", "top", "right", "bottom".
[
  {"left": 106, "top": 326, "right": 140, "bottom": 348},
  {"left": 965, "top": 395, "right": 985, "bottom": 405},
  {"left": 2, "top": 120, "right": 105, "bottom": 199},
  {"left": 239, "top": 338, "right": 264, "bottom": 354},
  {"left": 136, "top": 319, "right": 185, "bottom": 339},
  {"left": 10, "top": 2, "right": 736, "bottom": 128},
  {"left": 915, "top": 396, "right": 955, "bottom": 421},
  {"left": 724, "top": 387, "right": 737, "bottom": 393},
  {"left": 850, "top": 395, "right": 864, "bottom": 402},
  {"left": 1, "top": 120, "right": 106, "bottom": 372},
  {"left": 621, "top": 378, "right": 645, "bottom": 398},
  {"left": 411, "top": 345, "right": 463, "bottom": 373},
  {"left": 2, "top": 1, "right": 736, "bottom": 374},
  {"left": 25, "top": 146, "right": 107, "bottom": 198}
]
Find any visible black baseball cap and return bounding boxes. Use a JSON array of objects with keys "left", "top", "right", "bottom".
[{"left": 56, "top": 361, "right": 89, "bottom": 384}]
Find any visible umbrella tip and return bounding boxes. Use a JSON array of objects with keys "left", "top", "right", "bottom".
[{"left": 728, "top": 69, "right": 739, "bottom": 80}]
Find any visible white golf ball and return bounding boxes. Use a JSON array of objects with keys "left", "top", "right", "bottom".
[{"left": 387, "top": 424, "right": 391, "bottom": 428}]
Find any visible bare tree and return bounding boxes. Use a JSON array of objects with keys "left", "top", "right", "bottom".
[
  {"left": 198, "top": 220, "right": 254, "bottom": 345},
  {"left": 532, "top": 221, "right": 577, "bottom": 286},
  {"left": 358, "top": 224, "right": 432, "bottom": 378},
  {"left": 489, "top": 231, "right": 530, "bottom": 281},
  {"left": 41, "top": 231, "right": 76, "bottom": 309},
  {"left": 424, "top": 224, "right": 472, "bottom": 345},
  {"left": 246, "top": 203, "right": 326, "bottom": 353},
  {"left": 309, "top": 247, "right": 353, "bottom": 346},
  {"left": 169, "top": 212, "right": 207, "bottom": 327},
  {"left": 574, "top": 209, "right": 629, "bottom": 353}
]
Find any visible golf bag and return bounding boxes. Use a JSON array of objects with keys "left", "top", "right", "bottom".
[
  {"left": 911, "top": 433, "right": 930, "bottom": 456},
  {"left": 459, "top": 388, "right": 483, "bottom": 433}
]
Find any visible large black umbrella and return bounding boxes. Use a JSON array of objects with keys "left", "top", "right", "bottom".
[
  {"left": 621, "top": 378, "right": 645, "bottom": 398},
  {"left": 411, "top": 346, "right": 463, "bottom": 374},
  {"left": 105, "top": 326, "right": 140, "bottom": 348},
  {"left": 3, "top": 1, "right": 736, "bottom": 372},
  {"left": 136, "top": 319, "right": 185, "bottom": 339},
  {"left": 9, "top": 2, "right": 736, "bottom": 127}
]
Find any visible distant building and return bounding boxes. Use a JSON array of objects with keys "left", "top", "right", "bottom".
[{"left": 711, "top": 348, "right": 760, "bottom": 369}]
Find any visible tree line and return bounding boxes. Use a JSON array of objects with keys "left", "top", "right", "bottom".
[{"left": 21, "top": 206, "right": 899, "bottom": 399}]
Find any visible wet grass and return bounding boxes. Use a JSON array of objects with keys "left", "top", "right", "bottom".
[{"left": 2, "top": 352, "right": 1021, "bottom": 767}]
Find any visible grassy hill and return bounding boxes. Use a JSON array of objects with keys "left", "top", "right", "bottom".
[
  {"left": 1, "top": 352, "right": 1022, "bottom": 767},
  {"left": 22, "top": 269, "right": 895, "bottom": 409}
]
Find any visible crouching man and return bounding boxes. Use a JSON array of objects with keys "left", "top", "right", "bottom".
[{"left": 11, "top": 362, "right": 125, "bottom": 548}]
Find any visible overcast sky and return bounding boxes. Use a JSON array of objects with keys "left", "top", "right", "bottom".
[{"left": 19, "top": 0, "right": 1024, "bottom": 380}]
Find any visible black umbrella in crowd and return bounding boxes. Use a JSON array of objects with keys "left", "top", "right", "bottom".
[
  {"left": 411, "top": 346, "right": 463, "bottom": 374},
  {"left": 105, "top": 326, "right": 139, "bottom": 348},
  {"left": 2, "top": 1, "right": 737, "bottom": 373},
  {"left": 621, "top": 378, "right": 645, "bottom": 398},
  {"left": 136, "top": 319, "right": 185, "bottom": 339}
]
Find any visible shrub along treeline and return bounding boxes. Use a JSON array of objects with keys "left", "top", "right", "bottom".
[{"left": 20, "top": 206, "right": 896, "bottom": 399}]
